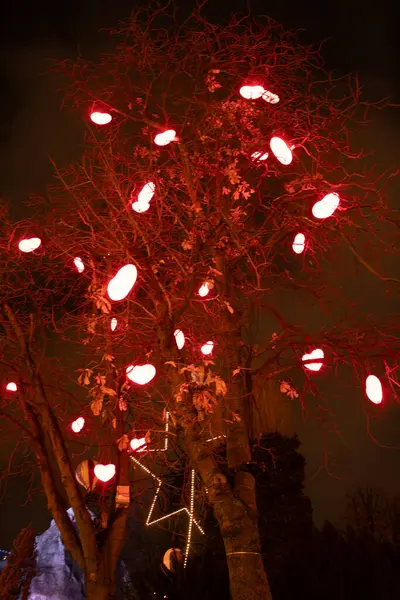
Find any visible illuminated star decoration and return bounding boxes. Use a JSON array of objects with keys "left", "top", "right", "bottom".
[{"left": 130, "top": 411, "right": 204, "bottom": 566}]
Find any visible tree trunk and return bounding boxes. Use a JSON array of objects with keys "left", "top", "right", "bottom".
[
  {"left": 85, "top": 562, "right": 117, "bottom": 600},
  {"left": 211, "top": 471, "right": 272, "bottom": 600},
  {"left": 85, "top": 581, "right": 116, "bottom": 600}
]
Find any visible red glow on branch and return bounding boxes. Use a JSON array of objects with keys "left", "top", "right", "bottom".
[
  {"left": 71, "top": 417, "right": 85, "bottom": 433},
  {"left": 198, "top": 282, "right": 210, "bottom": 297},
  {"left": 201, "top": 341, "right": 214, "bottom": 356},
  {"left": 132, "top": 182, "right": 155, "bottom": 213},
  {"left": 94, "top": 464, "right": 116, "bottom": 482},
  {"left": 251, "top": 151, "right": 269, "bottom": 162},
  {"left": 365, "top": 375, "right": 383, "bottom": 404},
  {"left": 126, "top": 364, "right": 156, "bottom": 385},
  {"left": 6, "top": 382, "right": 17, "bottom": 392},
  {"left": 154, "top": 130, "right": 176, "bottom": 146},
  {"left": 73, "top": 257, "right": 84, "bottom": 273},
  {"left": 107, "top": 264, "right": 138, "bottom": 301},
  {"left": 174, "top": 329, "right": 185, "bottom": 350},
  {"left": 302, "top": 348, "right": 324, "bottom": 371},
  {"left": 130, "top": 437, "right": 147, "bottom": 452},
  {"left": 292, "top": 233, "right": 305, "bottom": 254},
  {"left": 270, "top": 137, "right": 293, "bottom": 165},
  {"left": 312, "top": 193, "right": 340, "bottom": 219},
  {"left": 239, "top": 85, "right": 264, "bottom": 100},
  {"left": 90, "top": 111, "right": 112, "bottom": 125},
  {"left": 18, "top": 238, "right": 41, "bottom": 253}
]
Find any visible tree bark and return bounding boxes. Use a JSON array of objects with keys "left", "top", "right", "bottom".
[
  {"left": 185, "top": 432, "right": 272, "bottom": 600},
  {"left": 214, "top": 472, "right": 272, "bottom": 600}
]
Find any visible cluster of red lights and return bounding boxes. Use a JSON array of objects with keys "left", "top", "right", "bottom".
[{"left": 11, "top": 82, "right": 386, "bottom": 488}]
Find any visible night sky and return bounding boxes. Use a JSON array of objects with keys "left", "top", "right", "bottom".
[{"left": 0, "top": 0, "right": 399, "bottom": 547}]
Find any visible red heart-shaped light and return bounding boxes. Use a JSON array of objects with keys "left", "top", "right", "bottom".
[
  {"left": 94, "top": 464, "right": 116, "bottom": 482},
  {"left": 302, "top": 348, "right": 324, "bottom": 372}
]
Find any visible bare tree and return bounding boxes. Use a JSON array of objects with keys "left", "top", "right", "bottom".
[{"left": 0, "top": 5, "right": 399, "bottom": 600}]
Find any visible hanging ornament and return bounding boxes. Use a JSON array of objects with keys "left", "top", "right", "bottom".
[
  {"left": 126, "top": 364, "right": 156, "bottom": 385},
  {"left": 198, "top": 282, "right": 211, "bottom": 297},
  {"left": 73, "top": 257, "right": 85, "bottom": 273},
  {"left": 292, "top": 233, "right": 305, "bottom": 254},
  {"left": 162, "top": 548, "right": 183, "bottom": 574},
  {"left": 130, "top": 436, "right": 147, "bottom": 452},
  {"left": 71, "top": 417, "right": 85, "bottom": 433},
  {"left": 90, "top": 111, "right": 112, "bottom": 125},
  {"left": 75, "top": 459, "right": 98, "bottom": 491},
  {"left": 6, "top": 382, "right": 17, "bottom": 392},
  {"left": 94, "top": 463, "right": 116, "bottom": 483},
  {"left": 18, "top": 238, "right": 41, "bottom": 253},
  {"left": 270, "top": 137, "right": 293, "bottom": 165},
  {"left": 107, "top": 264, "right": 138, "bottom": 301},
  {"left": 302, "top": 348, "right": 324, "bottom": 371},
  {"left": 154, "top": 129, "right": 176, "bottom": 146},
  {"left": 312, "top": 193, "right": 340, "bottom": 219},
  {"left": 201, "top": 341, "right": 214, "bottom": 356},
  {"left": 110, "top": 317, "right": 118, "bottom": 331},
  {"left": 174, "top": 329, "right": 185, "bottom": 350},
  {"left": 365, "top": 375, "right": 383, "bottom": 404}
]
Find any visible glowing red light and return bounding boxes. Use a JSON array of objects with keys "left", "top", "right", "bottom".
[
  {"left": 270, "top": 137, "right": 293, "bottom": 165},
  {"left": 94, "top": 464, "right": 116, "bottom": 482},
  {"left": 126, "top": 364, "right": 156, "bottom": 385},
  {"left": 131, "top": 200, "right": 150, "bottom": 213},
  {"left": 130, "top": 437, "right": 147, "bottom": 452},
  {"left": 90, "top": 111, "right": 112, "bottom": 125},
  {"left": 239, "top": 85, "right": 264, "bottom": 100},
  {"left": 292, "top": 233, "right": 305, "bottom": 254},
  {"left": 6, "top": 382, "right": 17, "bottom": 392},
  {"left": 71, "top": 417, "right": 85, "bottom": 433},
  {"left": 138, "top": 182, "right": 155, "bottom": 204},
  {"left": 312, "top": 193, "right": 340, "bottom": 219},
  {"left": 110, "top": 317, "right": 118, "bottom": 331},
  {"left": 262, "top": 90, "right": 280, "bottom": 104},
  {"left": 198, "top": 282, "right": 210, "bottom": 297},
  {"left": 251, "top": 151, "right": 269, "bottom": 162},
  {"left": 174, "top": 329, "right": 185, "bottom": 350},
  {"left": 73, "top": 257, "right": 84, "bottom": 273},
  {"left": 365, "top": 375, "right": 383, "bottom": 404},
  {"left": 131, "top": 182, "right": 155, "bottom": 213},
  {"left": 107, "top": 264, "right": 138, "bottom": 301},
  {"left": 18, "top": 238, "right": 41, "bottom": 253},
  {"left": 302, "top": 348, "right": 324, "bottom": 372},
  {"left": 154, "top": 130, "right": 176, "bottom": 146},
  {"left": 201, "top": 341, "right": 214, "bottom": 356}
]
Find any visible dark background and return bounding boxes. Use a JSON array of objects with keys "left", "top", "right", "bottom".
[{"left": 0, "top": 0, "right": 399, "bottom": 547}]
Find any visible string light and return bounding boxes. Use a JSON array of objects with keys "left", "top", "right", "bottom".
[
  {"left": 110, "top": 317, "right": 118, "bottom": 331},
  {"left": 174, "top": 329, "right": 185, "bottom": 350},
  {"left": 6, "top": 382, "right": 17, "bottom": 392},
  {"left": 164, "top": 411, "right": 169, "bottom": 451},
  {"left": 126, "top": 364, "right": 156, "bottom": 385},
  {"left": 365, "top": 375, "right": 383, "bottom": 404},
  {"left": 130, "top": 456, "right": 204, "bottom": 563},
  {"left": 201, "top": 341, "right": 214, "bottom": 356},
  {"left": 184, "top": 469, "right": 195, "bottom": 567}
]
